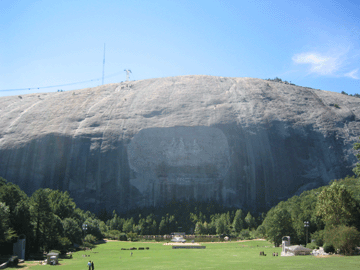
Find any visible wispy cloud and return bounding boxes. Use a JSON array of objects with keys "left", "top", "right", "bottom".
[
  {"left": 292, "top": 49, "right": 360, "bottom": 80},
  {"left": 292, "top": 52, "right": 339, "bottom": 75},
  {"left": 344, "top": 68, "right": 359, "bottom": 79}
]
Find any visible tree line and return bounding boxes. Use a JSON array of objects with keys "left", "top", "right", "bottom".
[
  {"left": 1, "top": 138, "right": 360, "bottom": 256},
  {"left": 0, "top": 179, "right": 105, "bottom": 256},
  {"left": 0, "top": 177, "right": 264, "bottom": 256}
]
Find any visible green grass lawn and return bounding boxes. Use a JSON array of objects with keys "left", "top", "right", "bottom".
[{"left": 21, "top": 240, "right": 360, "bottom": 270}]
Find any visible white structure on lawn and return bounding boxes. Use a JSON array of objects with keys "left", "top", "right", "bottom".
[
  {"left": 281, "top": 236, "right": 312, "bottom": 256},
  {"left": 171, "top": 232, "right": 186, "bottom": 243}
]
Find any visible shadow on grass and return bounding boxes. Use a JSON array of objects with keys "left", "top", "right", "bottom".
[
  {"left": 7, "top": 264, "right": 28, "bottom": 269},
  {"left": 59, "top": 254, "right": 74, "bottom": 260},
  {"left": 95, "top": 239, "right": 107, "bottom": 245}
]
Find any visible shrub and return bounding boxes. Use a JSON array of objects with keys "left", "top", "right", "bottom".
[
  {"left": 311, "top": 230, "right": 325, "bottom": 247},
  {"left": 325, "top": 225, "right": 360, "bottom": 255},
  {"left": 105, "top": 230, "right": 122, "bottom": 240},
  {"left": 104, "top": 230, "right": 128, "bottom": 241},
  {"left": 239, "top": 229, "right": 251, "bottom": 240},
  {"left": 84, "top": 234, "right": 97, "bottom": 244},
  {"left": 254, "top": 225, "right": 266, "bottom": 238},
  {"left": 249, "top": 229, "right": 260, "bottom": 239},
  {"left": 323, "top": 243, "right": 335, "bottom": 253},
  {"left": 306, "top": 242, "right": 318, "bottom": 250},
  {"left": 119, "top": 233, "right": 128, "bottom": 241},
  {"left": 56, "top": 237, "right": 72, "bottom": 254},
  {"left": 126, "top": 232, "right": 138, "bottom": 241},
  {"left": 82, "top": 241, "right": 95, "bottom": 249}
]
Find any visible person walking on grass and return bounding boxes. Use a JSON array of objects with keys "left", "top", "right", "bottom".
[
  {"left": 87, "top": 261, "right": 91, "bottom": 270},
  {"left": 91, "top": 261, "right": 94, "bottom": 270}
]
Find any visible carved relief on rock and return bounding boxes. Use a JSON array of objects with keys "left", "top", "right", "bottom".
[{"left": 127, "top": 126, "right": 230, "bottom": 204}]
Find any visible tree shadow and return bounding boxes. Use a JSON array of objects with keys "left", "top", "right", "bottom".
[
  {"left": 8, "top": 264, "right": 28, "bottom": 269},
  {"left": 95, "top": 239, "right": 107, "bottom": 245},
  {"left": 58, "top": 254, "right": 74, "bottom": 260}
]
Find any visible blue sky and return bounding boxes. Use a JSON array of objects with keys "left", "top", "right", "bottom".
[{"left": 1, "top": 0, "right": 360, "bottom": 97}]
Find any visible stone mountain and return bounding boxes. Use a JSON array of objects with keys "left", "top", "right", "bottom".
[{"left": 0, "top": 75, "right": 359, "bottom": 213}]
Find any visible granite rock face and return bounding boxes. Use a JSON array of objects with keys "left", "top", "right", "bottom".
[{"left": 0, "top": 75, "right": 359, "bottom": 212}]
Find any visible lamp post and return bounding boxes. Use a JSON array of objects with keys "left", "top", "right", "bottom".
[
  {"left": 304, "top": 221, "right": 310, "bottom": 247},
  {"left": 82, "top": 223, "right": 88, "bottom": 242}
]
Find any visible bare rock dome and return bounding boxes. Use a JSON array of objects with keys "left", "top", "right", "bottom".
[{"left": 0, "top": 75, "right": 359, "bottom": 212}]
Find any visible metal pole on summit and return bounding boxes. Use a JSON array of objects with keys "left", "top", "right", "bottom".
[{"left": 124, "top": 69, "right": 132, "bottom": 82}]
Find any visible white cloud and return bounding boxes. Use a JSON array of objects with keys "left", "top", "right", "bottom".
[
  {"left": 344, "top": 68, "right": 359, "bottom": 79},
  {"left": 292, "top": 52, "right": 339, "bottom": 75}
]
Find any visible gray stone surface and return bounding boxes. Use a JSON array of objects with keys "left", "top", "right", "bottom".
[{"left": 0, "top": 75, "right": 359, "bottom": 213}]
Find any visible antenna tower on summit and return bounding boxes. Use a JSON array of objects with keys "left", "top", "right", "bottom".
[{"left": 124, "top": 69, "right": 132, "bottom": 82}]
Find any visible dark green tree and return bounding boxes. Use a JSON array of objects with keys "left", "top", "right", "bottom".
[
  {"left": 207, "top": 217, "right": 217, "bottom": 235},
  {"left": 108, "top": 211, "right": 124, "bottom": 231},
  {"left": 48, "top": 190, "right": 76, "bottom": 220},
  {"left": 245, "top": 212, "right": 256, "bottom": 229},
  {"left": 202, "top": 221, "right": 209, "bottom": 235},
  {"left": 324, "top": 225, "right": 360, "bottom": 255},
  {"left": 158, "top": 218, "right": 166, "bottom": 235},
  {"left": 215, "top": 214, "right": 229, "bottom": 235},
  {"left": 316, "top": 182, "right": 360, "bottom": 228},
  {"left": 189, "top": 212, "right": 199, "bottom": 225},
  {"left": 255, "top": 225, "right": 266, "bottom": 238},
  {"left": 45, "top": 214, "right": 64, "bottom": 251},
  {"left": 167, "top": 214, "right": 177, "bottom": 233},
  {"left": 263, "top": 207, "right": 294, "bottom": 247},
  {"left": 83, "top": 217, "right": 103, "bottom": 240},
  {"left": 0, "top": 180, "right": 32, "bottom": 241},
  {"left": 0, "top": 202, "right": 17, "bottom": 242},
  {"left": 194, "top": 221, "right": 204, "bottom": 235},
  {"left": 30, "top": 188, "right": 55, "bottom": 252},
  {"left": 288, "top": 190, "right": 322, "bottom": 244},
  {"left": 353, "top": 137, "right": 360, "bottom": 177},
  {"left": 146, "top": 214, "right": 157, "bottom": 235},
  {"left": 62, "top": 218, "right": 82, "bottom": 244},
  {"left": 122, "top": 218, "right": 135, "bottom": 233},
  {"left": 149, "top": 220, "right": 157, "bottom": 235},
  {"left": 232, "top": 209, "right": 244, "bottom": 233},
  {"left": 0, "top": 177, "right": 7, "bottom": 187},
  {"left": 239, "top": 229, "right": 251, "bottom": 240}
]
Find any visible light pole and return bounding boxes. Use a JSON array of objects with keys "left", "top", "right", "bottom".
[
  {"left": 82, "top": 223, "right": 88, "bottom": 242},
  {"left": 304, "top": 221, "right": 309, "bottom": 247}
]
